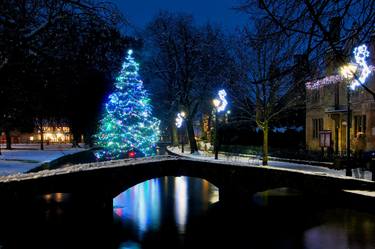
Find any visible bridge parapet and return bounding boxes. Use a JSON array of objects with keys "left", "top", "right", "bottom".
[{"left": 0, "top": 156, "right": 374, "bottom": 203}]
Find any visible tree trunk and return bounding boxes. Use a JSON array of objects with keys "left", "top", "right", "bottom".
[
  {"left": 186, "top": 117, "right": 198, "bottom": 153},
  {"left": 262, "top": 123, "right": 269, "bottom": 166},
  {"left": 40, "top": 128, "right": 44, "bottom": 150},
  {"left": 71, "top": 127, "right": 81, "bottom": 148},
  {"left": 5, "top": 128, "right": 11, "bottom": 150},
  {"left": 170, "top": 119, "right": 179, "bottom": 146}
]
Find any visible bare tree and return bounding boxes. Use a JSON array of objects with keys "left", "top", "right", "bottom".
[
  {"left": 237, "top": 0, "right": 375, "bottom": 98},
  {"left": 34, "top": 118, "right": 50, "bottom": 150},
  {"left": 0, "top": 0, "right": 125, "bottom": 148},
  {"left": 144, "top": 12, "right": 231, "bottom": 153},
  {"left": 230, "top": 21, "right": 304, "bottom": 165}
]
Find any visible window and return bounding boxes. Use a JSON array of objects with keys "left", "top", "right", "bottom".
[
  {"left": 334, "top": 84, "right": 339, "bottom": 107},
  {"left": 312, "top": 118, "right": 323, "bottom": 139},
  {"left": 354, "top": 115, "right": 366, "bottom": 136}
]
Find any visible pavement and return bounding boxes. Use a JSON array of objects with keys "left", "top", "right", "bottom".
[
  {"left": 0, "top": 143, "right": 86, "bottom": 176},
  {"left": 167, "top": 146, "right": 373, "bottom": 181}
]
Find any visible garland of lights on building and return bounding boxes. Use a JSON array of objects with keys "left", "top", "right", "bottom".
[
  {"left": 306, "top": 44, "right": 374, "bottom": 90},
  {"left": 95, "top": 50, "right": 160, "bottom": 159}
]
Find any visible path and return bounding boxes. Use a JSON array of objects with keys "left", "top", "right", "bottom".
[{"left": 167, "top": 146, "right": 373, "bottom": 181}]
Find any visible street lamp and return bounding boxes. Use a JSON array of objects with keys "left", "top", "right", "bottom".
[
  {"left": 175, "top": 111, "right": 186, "bottom": 153},
  {"left": 340, "top": 63, "right": 357, "bottom": 177},
  {"left": 212, "top": 89, "right": 228, "bottom": 159},
  {"left": 337, "top": 44, "right": 372, "bottom": 177}
]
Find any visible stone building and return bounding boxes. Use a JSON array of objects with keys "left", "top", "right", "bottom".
[
  {"left": 1, "top": 121, "right": 73, "bottom": 144},
  {"left": 305, "top": 41, "right": 375, "bottom": 154}
]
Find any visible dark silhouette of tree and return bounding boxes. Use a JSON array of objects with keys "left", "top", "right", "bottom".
[
  {"left": 230, "top": 20, "right": 304, "bottom": 165},
  {"left": 238, "top": 0, "right": 375, "bottom": 99},
  {"left": 0, "top": 0, "right": 128, "bottom": 149},
  {"left": 144, "top": 12, "right": 231, "bottom": 153}
]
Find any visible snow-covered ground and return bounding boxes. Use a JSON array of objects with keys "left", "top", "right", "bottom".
[
  {"left": 0, "top": 144, "right": 86, "bottom": 176},
  {"left": 167, "top": 146, "right": 374, "bottom": 181}
]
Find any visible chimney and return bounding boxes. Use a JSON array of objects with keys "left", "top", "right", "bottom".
[
  {"left": 329, "top": 17, "right": 341, "bottom": 43},
  {"left": 324, "top": 17, "right": 343, "bottom": 75},
  {"left": 294, "top": 54, "right": 309, "bottom": 82}
]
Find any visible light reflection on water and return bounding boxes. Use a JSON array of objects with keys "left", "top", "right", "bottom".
[
  {"left": 0, "top": 176, "right": 375, "bottom": 248},
  {"left": 113, "top": 181, "right": 375, "bottom": 249},
  {"left": 113, "top": 176, "right": 219, "bottom": 241},
  {"left": 303, "top": 209, "right": 375, "bottom": 249},
  {"left": 118, "top": 241, "right": 141, "bottom": 249},
  {"left": 174, "top": 176, "right": 188, "bottom": 234},
  {"left": 113, "top": 178, "right": 162, "bottom": 238}
]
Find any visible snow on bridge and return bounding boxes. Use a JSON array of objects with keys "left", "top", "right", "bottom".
[{"left": 0, "top": 155, "right": 373, "bottom": 202}]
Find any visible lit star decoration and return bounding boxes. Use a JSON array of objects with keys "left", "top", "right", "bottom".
[
  {"left": 213, "top": 90, "right": 228, "bottom": 112},
  {"left": 95, "top": 49, "right": 160, "bottom": 159},
  {"left": 306, "top": 44, "right": 374, "bottom": 90}
]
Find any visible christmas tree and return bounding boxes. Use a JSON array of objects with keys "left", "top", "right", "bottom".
[{"left": 95, "top": 50, "right": 160, "bottom": 159}]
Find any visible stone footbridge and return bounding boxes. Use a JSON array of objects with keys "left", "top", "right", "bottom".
[{"left": 0, "top": 155, "right": 373, "bottom": 201}]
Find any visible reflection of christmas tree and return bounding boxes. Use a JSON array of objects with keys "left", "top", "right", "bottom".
[{"left": 95, "top": 50, "right": 160, "bottom": 159}]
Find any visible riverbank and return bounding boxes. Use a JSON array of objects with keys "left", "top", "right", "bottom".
[
  {"left": 0, "top": 144, "right": 86, "bottom": 176},
  {"left": 166, "top": 146, "right": 373, "bottom": 180}
]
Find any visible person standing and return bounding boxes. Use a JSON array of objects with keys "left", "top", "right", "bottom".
[{"left": 353, "top": 132, "right": 366, "bottom": 178}]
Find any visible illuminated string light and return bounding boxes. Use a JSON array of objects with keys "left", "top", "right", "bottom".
[
  {"left": 351, "top": 44, "right": 371, "bottom": 89},
  {"left": 306, "top": 44, "right": 374, "bottom": 90},
  {"left": 175, "top": 112, "right": 185, "bottom": 128},
  {"left": 213, "top": 89, "right": 228, "bottom": 112},
  {"left": 95, "top": 49, "right": 160, "bottom": 159},
  {"left": 306, "top": 75, "right": 343, "bottom": 90}
]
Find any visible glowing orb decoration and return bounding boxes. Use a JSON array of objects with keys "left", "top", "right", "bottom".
[
  {"left": 340, "top": 64, "right": 357, "bottom": 80},
  {"left": 128, "top": 151, "right": 136, "bottom": 158},
  {"left": 213, "top": 89, "right": 228, "bottom": 113},
  {"left": 351, "top": 44, "right": 371, "bottom": 89}
]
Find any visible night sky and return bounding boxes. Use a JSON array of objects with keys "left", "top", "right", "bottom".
[{"left": 110, "top": 0, "right": 248, "bottom": 32}]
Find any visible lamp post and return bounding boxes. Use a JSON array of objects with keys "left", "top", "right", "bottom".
[
  {"left": 213, "top": 99, "right": 220, "bottom": 159},
  {"left": 212, "top": 90, "right": 228, "bottom": 160},
  {"left": 340, "top": 64, "right": 357, "bottom": 177},
  {"left": 175, "top": 111, "right": 186, "bottom": 153}
]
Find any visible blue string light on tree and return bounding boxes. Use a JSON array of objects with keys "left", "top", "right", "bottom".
[{"left": 95, "top": 49, "right": 160, "bottom": 159}]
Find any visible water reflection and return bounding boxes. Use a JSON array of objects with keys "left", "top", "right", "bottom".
[
  {"left": 43, "top": 192, "right": 67, "bottom": 203},
  {"left": 1, "top": 177, "right": 374, "bottom": 248},
  {"left": 113, "top": 176, "right": 219, "bottom": 242},
  {"left": 174, "top": 176, "right": 188, "bottom": 234},
  {"left": 118, "top": 241, "right": 141, "bottom": 249},
  {"left": 304, "top": 209, "right": 375, "bottom": 249},
  {"left": 113, "top": 178, "right": 161, "bottom": 238}
]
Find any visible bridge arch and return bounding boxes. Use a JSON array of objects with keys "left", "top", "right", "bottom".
[
  {"left": 0, "top": 156, "right": 373, "bottom": 206},
  {"left": 110, "top": 171, "right": 220, "bottom": 199}
]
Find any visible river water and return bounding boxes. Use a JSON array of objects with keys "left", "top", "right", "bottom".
[{"left": 0, "top": 176, "right": 374, "bottom": 248}]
